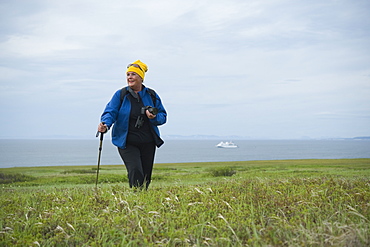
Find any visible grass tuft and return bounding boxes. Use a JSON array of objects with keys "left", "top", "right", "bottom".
[
  {"left": 207, "top": 166, "right": 236, "bottom": 177},
  {"left": 61, "top": 169, "right": 96, "bottom": 174},
  {"left": 0, "top": 172, "right": 36, "bottom": 184}
]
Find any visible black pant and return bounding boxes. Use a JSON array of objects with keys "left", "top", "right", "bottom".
[{"left": 118, "top": 142, "right": 156, "bottom": 189}]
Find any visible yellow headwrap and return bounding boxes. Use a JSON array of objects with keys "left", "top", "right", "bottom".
[{"left": 126, "top": 60, "right": 148, "bottom": 80}]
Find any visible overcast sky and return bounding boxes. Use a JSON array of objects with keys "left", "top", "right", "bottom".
[{"left": 1, "top": 0, "right": 369, "bottom": 139}]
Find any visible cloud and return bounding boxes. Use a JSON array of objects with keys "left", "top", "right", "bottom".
[{"left": 0, "top": 0, "right": 369, "bottom": 139}]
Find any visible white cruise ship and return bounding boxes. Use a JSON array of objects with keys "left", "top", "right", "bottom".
[{"left": 215, "top": 141, "right": 238, "bottom": 148}]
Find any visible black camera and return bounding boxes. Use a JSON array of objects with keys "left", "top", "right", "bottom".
[
  {"left": 141, "top": 106, "right": 158, "bottom": 115},
  {"left": 135, "top": 106, "right": 158, "bottom": 128}
]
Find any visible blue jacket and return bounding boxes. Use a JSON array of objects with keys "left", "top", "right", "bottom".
[{"left": 101, "top": 86, "right": 167, "bottom": 149}]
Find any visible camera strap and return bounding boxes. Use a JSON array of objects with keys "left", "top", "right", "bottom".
[
  {"left": 120, "top": 86, "right": 157, "bottom": 107},
  {"left": 127, "top": 87, "right": 140, "bottom": 102}
]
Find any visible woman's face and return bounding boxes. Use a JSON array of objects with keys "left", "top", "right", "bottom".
[{"left": 126, "top": 72, "right": 143, "bottom": 90}]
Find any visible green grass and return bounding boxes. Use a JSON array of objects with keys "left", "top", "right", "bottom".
[{"left": 1, "top": 159, "right": 369, "bottom": 246}]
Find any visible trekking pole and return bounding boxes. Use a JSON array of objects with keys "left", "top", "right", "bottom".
[{"left": 95, "top": 122, "right": 105, "bottom": 188}]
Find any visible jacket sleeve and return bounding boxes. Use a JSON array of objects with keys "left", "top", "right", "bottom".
[
  {"left": 101, "top": 89, "right": 122, "bottom": 129},
  {"left": 150, "top": 93, "right": 167, "bottom": 126}
]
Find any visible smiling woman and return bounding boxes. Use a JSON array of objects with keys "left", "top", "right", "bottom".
[{"left": 97, "top": 60, "right": 167, "bottom": 190}]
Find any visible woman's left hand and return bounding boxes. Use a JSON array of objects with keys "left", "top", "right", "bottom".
[{"left": 146, "top": 110, "right": 156, "bottom": 119}]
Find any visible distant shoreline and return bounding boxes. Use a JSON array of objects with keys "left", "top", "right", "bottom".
[
  {"left": 1, "top": 158, "right": 369, "bottom": 170},
  {"left": 1, "top": 139, "right": 369, "bottom": 169},
  {"left": 0, "top": 136, "right": 369, "bottom": 140}
]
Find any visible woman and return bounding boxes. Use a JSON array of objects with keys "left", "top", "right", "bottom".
[{"left": 97, "top": 60, "right": 167, "bottom": 190}]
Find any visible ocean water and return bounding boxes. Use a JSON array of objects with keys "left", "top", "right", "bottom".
[{"left": 0, "top": 139, "right": 369, "bottom": 168}]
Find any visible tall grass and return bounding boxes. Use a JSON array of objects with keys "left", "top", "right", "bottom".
[{"left": 0, "top": 159, "right": 369, "bottom": 246}]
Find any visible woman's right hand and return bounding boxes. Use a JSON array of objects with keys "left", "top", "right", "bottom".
[{"left": 98, "top": 122, "right": 108, "bottom": 133}]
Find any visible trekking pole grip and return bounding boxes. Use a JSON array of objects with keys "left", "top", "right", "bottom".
[{"left": 96, "top": 121, "right": 106, "bottom": 138}]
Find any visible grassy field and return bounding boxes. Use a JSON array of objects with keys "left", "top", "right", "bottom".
[{"left": 1, "top": 159, "right": 369, "bottom": 246}]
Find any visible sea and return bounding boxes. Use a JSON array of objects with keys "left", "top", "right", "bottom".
[{"left": 0, "top": 139, "right": 369, "bottom": 168}]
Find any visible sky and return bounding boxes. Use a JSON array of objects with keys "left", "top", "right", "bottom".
[{"left": 0, "top": 0, "right": 369, "bottom": 140}]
